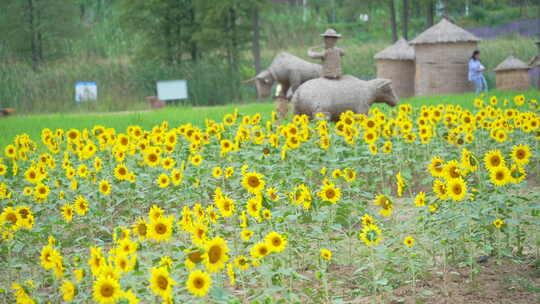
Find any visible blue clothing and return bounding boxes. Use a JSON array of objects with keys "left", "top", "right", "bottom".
[
  {"left": 469, "top": 58, "right": 487, "bottom": 93},
  {"left": 472, "top": 75, "right": 488, "bottom": 94},
  {"left": 468, "top": 58, "right": 484, "bottom": 81}
]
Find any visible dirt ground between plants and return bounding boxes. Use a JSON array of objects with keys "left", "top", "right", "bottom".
[{"left": 374, "top": 257, "right": 540, "bottom": 304}]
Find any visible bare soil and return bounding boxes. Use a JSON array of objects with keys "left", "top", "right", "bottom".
[{"left": 377, "top": 257, "right": 540, "bottom": 304}]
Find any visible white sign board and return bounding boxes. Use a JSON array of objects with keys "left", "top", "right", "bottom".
[
  {"left": 157, "top": 80, "right": 188, "bottom": 101},
  {"left": 75, "top": 82, "right": 97, "bottom": 103}
]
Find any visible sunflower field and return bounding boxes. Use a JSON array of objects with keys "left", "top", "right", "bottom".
[{"left": 0, "top": 94, "right": 539, "bottom": 303}]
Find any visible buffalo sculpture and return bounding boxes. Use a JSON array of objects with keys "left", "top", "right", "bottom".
[
  {"left": 244, "top": 52, "right": 322, "bottom": 99},
  {"left": 292, "top": 75, "right": 399, "bottom": 121}
]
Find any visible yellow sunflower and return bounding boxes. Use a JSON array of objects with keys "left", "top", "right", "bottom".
[
  {"left": 511, "top": 144, "right": 531, "bottom": 166},
  {"left": 447, "top": 177, "right": 467, "bottom": 201},
  {"left": 61, "top": 203, "right": 74, "bottom": 223},
  {"left": 359, "top": 224, "right": 382, "bottom": 247},
  {"left": 149, "top": 266, "right": 175, "bottom": 299},
  {"left": 241, "top": 171, "right": 266, "bottom": 194},
  {"left": 374, "top": 194, "right": 393, "bottom": 217},
  {"left": 99, "top": 180, "right": 111, "bottom": 195},
  {"left": 414, "top": 192, "right": 426, "bottom": 207},
  {"left": 73, "top": 196, "right": 89, "bottom": 216},
  {"left": 427, "top": 157, "right": 445, "bottom": 177},
  {"left": 156, "top": 173, "right": 170, "bottom": 188},
  {"left": 443, "top": 160, "right": 461, "bottom": 180},
  {"left": 320, "top": 249, "right": 332, "bottom": 260},
  {"left": 148, "top": 215, "right": 174, "bottom": 242},
  {"left": 113, "top": 164, "right": 129, "bottom": 180},
  {"left": 403, "top": 236, "right": 415, "bottom": 248},
  {"left": 317, "top": 183, "right": 341, "bottom": 204},
  {"left": 484, "top": 150, "right": 505, "bottom": 171},
  {"left": 489, "top": 166, "right": 512, "bottom": 187},
  {"left": 265, "top": 231, "right": 287, "bottom": 253},
  {"left": 203, "top": 236, "right": 230, "bottom": 273},
  {"left": 250, "top": 242, "right": 271, "bottom": 259},
  {"left": 493, "top": 218, "right": 504, "bottom": 229},
  {"left": 432, "top": 179, "right": 448, "bottom": 200},
  {"left": 186, "top": 270, "right": 212, "bottom": 297},
  {"left": 92, "top": 276, "right": 121, "bottom": 304},
  {"left": 132, "top": 218, "right": 148, "bottom": 240}
]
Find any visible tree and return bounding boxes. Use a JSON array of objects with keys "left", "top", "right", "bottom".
[
  {"left": 402, "top": 0, "right": 409, "bottom": 39},
  {"left": 0, "top": 0, "right": 80, "bottom": 69},
  {"left": 118, "top": 0, "right": 199, "bottom": 64},
  {"left": 426, "top": 0, "right": 435, "bottom": 27},
  {"left": 389, "top": 0, "right": 398, "bottom": 42},
  {"left": 252, "top": 5, "right": 262, "bottom": 74}
]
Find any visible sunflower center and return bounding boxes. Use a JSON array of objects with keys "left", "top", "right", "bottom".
[
  {"left": 18, "top": 209, "right": 29, "bottom": 218},
  {"left": 496, "top": 171, "right": 505, "bottom": 181},
  {"left": 491, "top": 157, "right": 500, "bottom": 167},
  {"left": 100, "top": 283, "right": 114, "bottom": 297},
  {"left": 196, "top": 229, "right": 204, "bottom": 238},
  {"left": 155, "top": 223, "right": 167, "bottom": 235},
  {"left": 516, "top": 150, "right": 525, "bottom": 159},
  {"left": 208, "top": 245, "right": 222, "bottom": 264},
  {"left": 272, "top": 237, "right": 282, "bottom": 247},
  {"left": 157, "top": 275, "right": 168, "bottom": 290},
  {"left": 193, "top": 277, "right": 205, "bottom": 288},
  {"left": 6, "top": 213, "right": 17, "bottom": 224},
  {"left": 452, "top": 184, "right": 462, "bottom": 195},
  {"left": 137, "top": 224, "right": 147, "bottom": 236},
  {"left": 189, "top": 252, "right": 203, "bottom": 263},
  {"left": 248, "top": 176, "right": 260, "bottom": 188},
  {"left": 258, "top": 246, "right": 268, "bottom": 255},
  {"left": 326, "top": 189, "right": 335, "bottom": 199}
]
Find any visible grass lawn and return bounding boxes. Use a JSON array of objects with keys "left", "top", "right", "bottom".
[{"left": 1, "top": 90, "right": 538, "bottom": 149}]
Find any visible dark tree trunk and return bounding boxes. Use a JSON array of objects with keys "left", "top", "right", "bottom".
[
  {"left": 229, "top": 7, "right": 241, "bottom": 100},
  {"left": 413, "top": 0, "right": 421, "bottom": 18},
  {"left": 80, "top": 2, "right": 85, "bottom": 20},
  {"left": 426, "top": 0, "right": 434, "bottom": 27},
  {"left": 27, "top": 0, "right": 39, "bottom": 70},
  {"left": 164, "top": 10, "right": 173, "bottom": 64},
  {"left": 538, "top": 0, "right": 540, "bottom": 41},
  {"left": 188, "top": 1, "right": 198, "bottom": 62},
  {"left": 402, "top": 0, "right": 409, "bottom": 39},
  {"left": 389, "top": 0, "right": 398, "bottom": 42},
  {"left": 36, "top": 0, "right": 43, "bottom": 62},
  {"left": 252, "top": 5, "right": 261, "bottom": 74}
]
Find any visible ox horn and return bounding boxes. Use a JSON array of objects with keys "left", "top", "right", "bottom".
[{"left": 242, "top": 77, "right": 257, "bottom": 84}]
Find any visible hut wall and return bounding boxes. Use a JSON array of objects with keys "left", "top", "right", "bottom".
[
  {"left": 495, "top": 70, "right": 530, "bottom": 91},
  {"left": 376, "top": 59, "right": 415, "bottom": 98},
  {"left": 414, "top": 42, "right": 477, "bottom": 96}
]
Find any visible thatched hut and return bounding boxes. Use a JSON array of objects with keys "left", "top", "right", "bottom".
[
  {"left": 494, "top": 56, "right": 530, "bottom": 91},
  {"left": 410, "top": 19, "right": 481, "bottom": 96},
  {"left": 374, "top": 37, "right": 415, "bottom": 98}
]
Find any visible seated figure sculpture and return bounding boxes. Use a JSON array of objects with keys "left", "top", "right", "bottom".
[
  {"left": 295, "top": 29, "right": 399, "bottom": 121},
  {"left": 308, "top": 29, "right": 345, "bottom": 79}
]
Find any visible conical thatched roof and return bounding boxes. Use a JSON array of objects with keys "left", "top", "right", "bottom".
[
  {"left": 374, "top": 37, "right": 415, "bottom": 60},
  {"left": 494, "top": 55, "right": 530, "bottom": 71},
  {"left": 410, "top": 18, "right": 480, "bottom": 45}
]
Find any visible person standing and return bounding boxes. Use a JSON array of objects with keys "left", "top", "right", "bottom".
[
  {"left": 468, "top": 50, "right": 488, "bottom": 94},
  {"left": 308, "top": 29, "right": 345, "bottom": 79}
]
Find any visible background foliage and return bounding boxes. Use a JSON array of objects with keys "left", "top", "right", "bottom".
[{"left": 0, "top": 0, "right": 539, "bottom": 112}]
